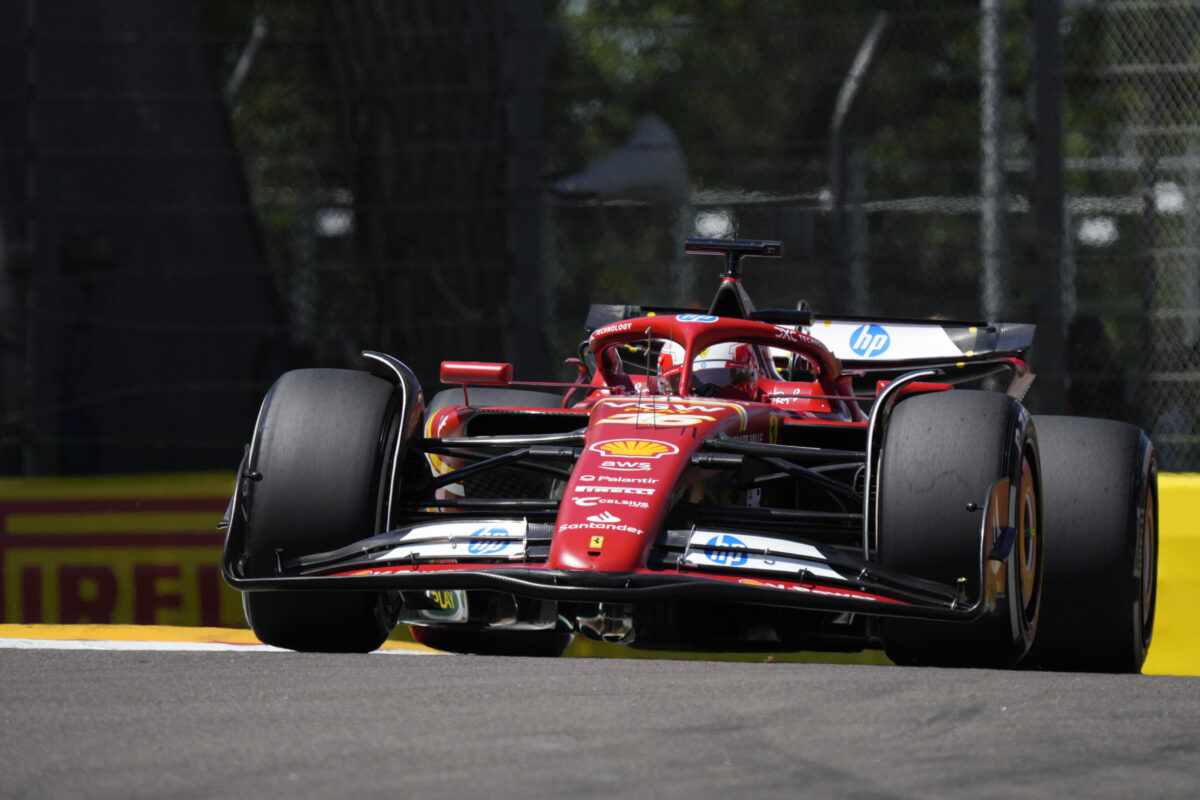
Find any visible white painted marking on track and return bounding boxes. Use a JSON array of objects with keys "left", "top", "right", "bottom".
[{"left": 0, "top": 638, "right": 439, "bottom": 654}]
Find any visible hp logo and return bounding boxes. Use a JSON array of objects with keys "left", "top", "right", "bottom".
[
  {"left": 849, "top": 324, "right": 890, "bottom": 358},
  {"left": 703, "top": 534, "right": 749, "bottom": 567},
  {"left": 467, "top": 526, "right": 510, "bottom": 555}
]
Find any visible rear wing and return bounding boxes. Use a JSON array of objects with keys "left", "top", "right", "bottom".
[
  {"left": 805, "top": 316, "right": 1034, "bottom": 369},
  {"left": 585, "top": 304, "right": 1034, "bottom": 369}
]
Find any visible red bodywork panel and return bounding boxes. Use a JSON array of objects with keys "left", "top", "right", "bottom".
[
  {"left": 549, "top": 396, "right": 776, "bottom": 571},
  {"left": 421, "top": 313, "right": 872, "bottom": 576}
]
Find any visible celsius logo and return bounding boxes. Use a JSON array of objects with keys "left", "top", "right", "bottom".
[{"left": 850, "top": 324, "right": 890, "bottom": 358}]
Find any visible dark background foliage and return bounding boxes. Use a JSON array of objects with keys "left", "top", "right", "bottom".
[{"left": 4, "top": 0, "right": 1200, "bottom": 473}]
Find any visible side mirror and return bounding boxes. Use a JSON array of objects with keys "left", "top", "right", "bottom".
[{"left": 439, "top": 361, "right": 512, "bottom": 386}]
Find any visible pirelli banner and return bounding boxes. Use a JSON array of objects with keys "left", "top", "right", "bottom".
[{"left": 0, "top": 473, "right": 244, "bottom": 627}]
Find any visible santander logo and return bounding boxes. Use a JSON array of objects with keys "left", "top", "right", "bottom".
[{"left": 586, "top": 511, "right": 621, "bottom": 524}]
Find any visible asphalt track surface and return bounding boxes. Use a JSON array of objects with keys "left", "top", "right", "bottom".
[{"left": 2, "top": 648, "right": 1199, "bottom": 799}]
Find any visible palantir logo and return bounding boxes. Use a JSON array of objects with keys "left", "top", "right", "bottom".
[
  {"left": 703, "top": 534, "right": 749, "bottom": 567},
  {"left": 849, "top": 324, "right": 890, "bottom": 358}
]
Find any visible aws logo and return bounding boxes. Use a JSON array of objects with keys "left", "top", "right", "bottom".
[
  {"left": 599, "top": 460, "right": 651, "bottom": 472},
  {"left": 588, "top": 439, "right": 679, "bottom": 459}
]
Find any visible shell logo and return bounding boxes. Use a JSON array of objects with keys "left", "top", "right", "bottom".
[{"left": 589, "top": 439, "right": 680, "bottom": 459}]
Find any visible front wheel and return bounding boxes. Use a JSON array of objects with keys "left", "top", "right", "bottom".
[
  {"left": 877, "top": 390, "right": 1043, "bottom": 668},
  {"left": 240, "top": 368, "right": 407, "bottom": 652}
]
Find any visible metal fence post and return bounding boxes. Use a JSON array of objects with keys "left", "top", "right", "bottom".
[{"left": 1030, "top": 0, "right": 1067, "bottom": 413}]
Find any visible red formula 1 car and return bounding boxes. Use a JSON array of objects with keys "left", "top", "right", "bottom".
[{"left": 221, "top": 238, "right": 1158, "bottom": 671}]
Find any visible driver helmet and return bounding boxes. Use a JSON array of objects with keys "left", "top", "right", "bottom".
[
  {"left": 656, "top": 340, "right": 759, "bottom": 397},
  {"left": 656, "top": 340, "right": 686, "bottom": 394},
  {"left": 693, "top": 342, "right": 759, "bottom": 397}
]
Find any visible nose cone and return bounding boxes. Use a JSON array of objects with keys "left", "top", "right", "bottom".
[{"left": 548, "top": 397, "right": 754, "bottom": 572}]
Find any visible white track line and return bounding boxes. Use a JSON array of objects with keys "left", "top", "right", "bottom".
[{"left": 0, "top": 637, "right": 437, "bottom": 653}]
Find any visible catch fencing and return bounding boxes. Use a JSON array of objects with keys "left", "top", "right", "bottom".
[{"left": 3, "top": 1, "right": 1200, "bottom": 471}]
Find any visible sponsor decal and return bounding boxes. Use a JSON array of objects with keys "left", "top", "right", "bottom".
[
  {"left": 599, "top": 459, "right": 652, "bottom": 472},
  {"left": 391, "top": 520, "right": 525, "bottom": 542},
  {"left": 466, "top": 526, "right": 512, "bottom": 555},
  {"left": 588, "top": 535, "right": 605, "bottom": 552},
  {"left": 416, "top": 589, "right": 469, "bottom": 622},
  {"left": 594, "top": 321, "right": 633, "bottom": 337},
  {"left": 575, "top": 485, "right": 655, "bottom": 496},
  {"left": 600, "top": 399, "right": 738, "bottom": 413},
  {"left": 572, "top": 496, "right": 649, "bottom": 510},
  {"left": 595, "top": 399, "right": 747, "bottom": 431},
  {"left": 736, "top": 578, "right": 904, "bottom": 604},
  {"left": 849, "top": 324, "right": 891, "bottom": 358},
  {"left": 768, "top": 412, "right": 780, "bottom": 444},
  {"left": 703, "top": 533, "right": 749, "bottom": 567},
  {"left": 589, "top": 439, "right": 679, "bottom": 459},
  {"left": 677, "top": 314, "right": 718, "bottom": 323},
  {"left": 740, "top": 578, "right": 792, "bottom": 590},
  {"left": 558, "top": 522, "right": 646, "bottom": 536},
  {"left": 773, "top": 325, "right": 801, "bottom": 343},
  {"left": 809, "top": 320, "right": 963, "bottom": 362},
  {"left": 578, "top": 474, "right": 658, "bottom": 484},
  {"left": 0, "top": 475, "right": 240, "bottom": 627},
  {"left": 598, "top": 410, "right": 716, "bottom": 427},
  {"left": 377, "top": 519, "right": 526, "bottom": 561},
  {"left": 586, "top": 510, "right": 621, "bottom": 524},
  {"left": 685, "top": 530, "right": 846, "bottom": 580}
]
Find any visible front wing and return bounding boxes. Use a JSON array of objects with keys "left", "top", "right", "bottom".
[{"left": 221, "top": 507, "right": 1008, "bottom": 625}]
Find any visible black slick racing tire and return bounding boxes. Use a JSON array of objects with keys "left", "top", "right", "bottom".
[
  {"left": 410, "top": 625, "right": 572, "bottom": 657},
  {"left": 877, "top": 390, "right": 1043, "bottom": 668},
  {"left": 1021, "top": 415, "right": 1157, "bottom": 673},
  {"left": 241, "top": 368, "right": 403, "bottom": 653}
]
